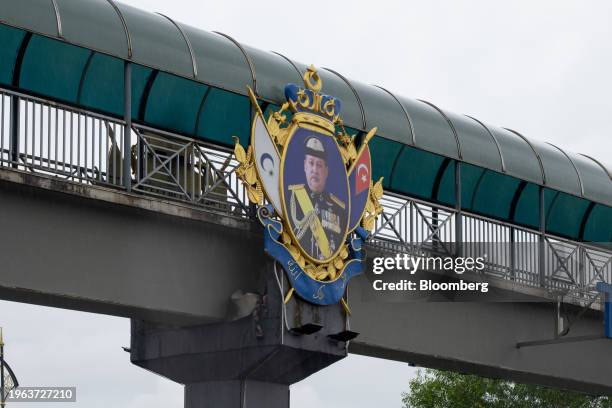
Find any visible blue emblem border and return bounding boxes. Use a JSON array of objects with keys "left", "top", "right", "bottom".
[{"left": 258, "top": 205, "right": 367, "bottom": 305}]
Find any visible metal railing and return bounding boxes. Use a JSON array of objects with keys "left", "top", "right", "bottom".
[
  {"left": 0, "top": 87, "right": 610, "bottom": 305},
  {"left": 0, "top": 88, "right": 249, "bottom": 219},
  {"left": 131, "top": 124, "right": 250, "bottom": 218},
  {"left": 371, "top": 194, "right": 456, "bottom": 256},
  {"left": 0, "top": 89, "right": 126, "bottom": 187},
  {"left": 369, "top": 191, "right": 611, "bottom": 304}
]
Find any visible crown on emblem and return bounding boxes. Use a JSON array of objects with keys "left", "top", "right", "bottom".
[{"left": 285, "top": 65, "right": 341, "bottom": 121}]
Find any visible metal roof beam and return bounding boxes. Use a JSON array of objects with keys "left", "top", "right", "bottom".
[
  {"left": 50, "top": 0, "right": 62, "bottom": 38},
  {"left": 418, "top": 99, "right": 463, "bottom": 159},
  {"left": 213, "top": 32, "right": 256, "bottom": 95},
  {"left": 158, "top": 14, "right": 197, "bottom": 78},
  {"left": 503, "top": 128, "right": 546, "bottom": 185},
  {"left": 322, "top": 67, "right": 367, "bottom": 130},
  {"left": 104, "top": 0, "right": 132, "bottom": 58},
  {"left": 465, "top": 115, "right": 506, "bottom": 173},
  {"left": 546, "top": 142, "right": 585, "bottom": 197},
  {"left": 374, "top": 85, "right": 415, "bottom": 145}
]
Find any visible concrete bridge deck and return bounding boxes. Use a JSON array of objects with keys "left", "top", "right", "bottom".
[{"left": 1, "top": 166, "right": 611, "bottom": 395}]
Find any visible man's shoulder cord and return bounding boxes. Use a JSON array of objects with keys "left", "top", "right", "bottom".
[{"left": 329, "top": 193, "right": 346, "bottom": 210}]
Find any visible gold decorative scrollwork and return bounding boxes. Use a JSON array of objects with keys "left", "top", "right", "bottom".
[
  {"left": 232, "top": 136, "right": 263, "bottom": 205},
  {"left": 362, "top": 178, "right": 384, "bottom": 232}
]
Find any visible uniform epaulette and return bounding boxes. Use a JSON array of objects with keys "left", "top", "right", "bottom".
[
  {"left": 329, "top": 193, "right": 346, "bottom": 210},
  {"left": 288, "top": 184, "right": 305, "bottom": 191}
]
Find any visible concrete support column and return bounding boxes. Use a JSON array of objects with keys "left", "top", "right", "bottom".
[
  {"left": 185, "top": 380, "right": 288, "bottom": 408},
  {"left": 130, "top": 260, "right": 350, "bottom": 408}
]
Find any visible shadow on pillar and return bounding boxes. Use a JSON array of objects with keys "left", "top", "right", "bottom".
[{"left": 130, "top": 260, "right": 351, "bottom": 408}]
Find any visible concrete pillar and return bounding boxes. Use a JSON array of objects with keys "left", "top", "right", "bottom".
[
  {"left": 130, "top": 261, "right": 351, "bottom": 408},
  {"left": 184, "top": 380, "right": 288, "bottom": 408}
]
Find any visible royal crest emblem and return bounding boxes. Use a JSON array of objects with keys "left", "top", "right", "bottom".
[{"left": 233, "top": 65, "right": 383, "bottom": 307}]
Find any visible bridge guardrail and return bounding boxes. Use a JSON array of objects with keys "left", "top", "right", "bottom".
[
  {"left": 0, "top": 87, "right": 610, "bottom": 307},
  {"left": 0, "top": 88, "right": 126, "bottom": 188},
  {"left": 130, "top": 124, "right": 250, "bottom": 219}
]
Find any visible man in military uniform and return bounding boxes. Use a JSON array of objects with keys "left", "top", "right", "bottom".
[{"left": 288, "top": 135, "right": 346, "bottom": 261}]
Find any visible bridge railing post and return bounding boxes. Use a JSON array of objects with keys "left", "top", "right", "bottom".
[
  {"left": 579, "top": 244, "right": 586, "bottom": 292},
  {"left": 538, "top": 185, "right": 546, "bottom": 287},
  {"left": 123, "top": 61, "right": 132, "bottom": 192},
  {"left": 9, "top": 96, "right": 19, "bottom": 169},
  {"left": 455, "top": 160, "right": 462, "bottom": 257}
]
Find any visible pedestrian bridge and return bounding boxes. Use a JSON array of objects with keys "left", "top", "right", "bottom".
[{"left": 1, "top": 0, "right": 611, "bottom": 402}]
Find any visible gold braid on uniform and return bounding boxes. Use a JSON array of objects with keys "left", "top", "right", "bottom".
[{"left": 290, "top": 190, "right": 317, "bottom": 241}]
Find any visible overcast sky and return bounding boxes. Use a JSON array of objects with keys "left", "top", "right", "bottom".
[{"left": 2, "top": 0, "right": 612, "bottom": 407}]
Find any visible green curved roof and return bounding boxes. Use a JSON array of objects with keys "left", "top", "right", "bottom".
[{"left": 0, "top": 0, "right": 610, "bottom": 243}]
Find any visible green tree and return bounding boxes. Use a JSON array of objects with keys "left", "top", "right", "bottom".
[{"left": 402, "top": 369, "right": 612, "bottom": 408}]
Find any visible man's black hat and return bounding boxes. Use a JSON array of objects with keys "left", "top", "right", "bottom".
[{"left": 304, "top": 136, "right": 327, "bottom": 160}]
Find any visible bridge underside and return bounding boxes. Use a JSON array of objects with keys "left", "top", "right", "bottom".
[{"left": 0, "top": 169, "right": 611, "bottom": 395}]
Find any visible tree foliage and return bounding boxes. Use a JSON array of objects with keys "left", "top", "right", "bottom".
[{"left": 402, "top": 369, "right": 612, "bottom": 408}]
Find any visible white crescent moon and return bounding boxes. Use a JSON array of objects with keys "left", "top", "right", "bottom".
[
  {"left": 357, "top": 163, "right": 368, "bottom": 175},
  {"left": 260, "top": 153, "right": 275, "bottom": 176}
]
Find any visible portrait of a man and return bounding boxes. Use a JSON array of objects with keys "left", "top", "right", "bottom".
[{"left": 286, "top": 133, "right": 348, "bottom": 261}]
